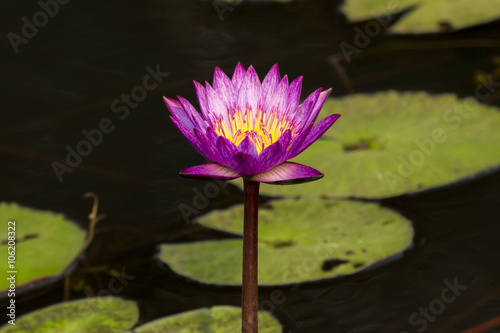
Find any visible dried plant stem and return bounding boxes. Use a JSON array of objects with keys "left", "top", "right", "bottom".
[{"left": 242, "top": 179, "right": 260, "bottom": 333}]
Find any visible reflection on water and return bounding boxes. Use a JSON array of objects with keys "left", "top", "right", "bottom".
[{"left": 2, "top": 0, "right": 500, "bottom": 331}]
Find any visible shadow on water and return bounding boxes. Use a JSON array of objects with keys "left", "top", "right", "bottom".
[{"left": 1, "top": 0, "right": 500, "bottom": 331}]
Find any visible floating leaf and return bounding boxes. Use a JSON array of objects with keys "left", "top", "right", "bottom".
[
  {"left": 133, "top": 306, "right": 281, "bottom": 333},
  {"left": 253, "top": 91, "right": 500, "bottom": 198},
  {"left": 0, "top": 297, "right": 139, "bottom": 333},
  {"left": 0, "top": 203, "right": 86, "bottom": 293},
  {"left": 159, "top": 198, "right": 413, "bottom": 285},
  {"left": 342, "top": 0, "right": 500, "bottom": 33}
]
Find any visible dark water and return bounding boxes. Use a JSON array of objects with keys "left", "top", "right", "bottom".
[{"left": 1, "top": 0, "right": 500, "bottom": 332}]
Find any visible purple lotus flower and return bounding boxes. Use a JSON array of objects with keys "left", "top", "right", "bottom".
[{"left": 164, "top": 63, "right": 340, "bottom": 184}]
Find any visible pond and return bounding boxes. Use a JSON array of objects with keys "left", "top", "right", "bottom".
[{"left": 1, "top": 0, "right": 500, "bottom": 332}]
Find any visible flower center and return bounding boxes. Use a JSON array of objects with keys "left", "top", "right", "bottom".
[{"left": 214, "top": 109, "right": 294, "bottom": 154}]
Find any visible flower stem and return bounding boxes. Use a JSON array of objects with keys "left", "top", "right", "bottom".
[{"left": 242, "top": 179, "right": 260, "bottom": 333}]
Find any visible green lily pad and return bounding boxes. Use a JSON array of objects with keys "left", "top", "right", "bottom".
[
  {"left": 159, "top": 197, "right": 413, "bottom": 285},
  {"left": 0, "top": 203, "right": 86, "bottom": 292},
  {"left": 132, "top": 306, "right": 281, "bottom": 333},
  {"left": 342, "top": 0, "right": 500, "bottom": 33},
  {"left": 223, "top": 0, "right": 291, "bottom": 2},
  {"left": 255, "top": 91, "right": 500, "bottom": 198},
  {"left": 0, "top": 297, "right": 139, "bottom": 333}
]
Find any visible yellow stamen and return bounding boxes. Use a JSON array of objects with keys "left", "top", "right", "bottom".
[{"left": 213, "top": 108, "right": 293, "bottom": 154}]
